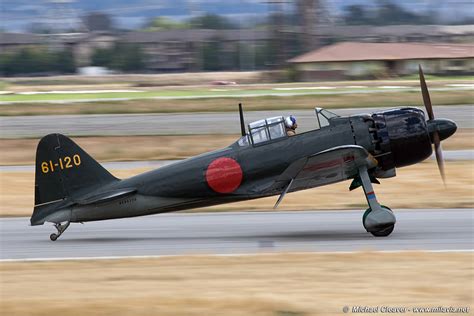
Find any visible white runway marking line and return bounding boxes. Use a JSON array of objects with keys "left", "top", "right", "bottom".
[
  {"left": 446, "top": 84, "right": 474, "bottom": 88},
  {"left": 378, "top": 86, "right": 408, "bottom": 89},
  {"left": 15, "top": 90, "right": 143, "bottom": 95},
  {"left": 1, "top": 249, "right": 473, "bottom": 263},
  {"left": 273, "top": 87, "right": 333, "bottom": 90}
]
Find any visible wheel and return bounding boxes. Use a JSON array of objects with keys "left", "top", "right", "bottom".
[
  {"left": 50, "top": 233, "right": 58, "bottom": 241},
  {"left": 362, "top": 205, "right": 392, "bottom": 229},
  {"left": 362, "top": 208, "right": 371, "bottom": 230},
  {"left": 370, "top": 224, "right": 395, "bottom": 237},
  {"left": 363, "top": 205, "right": 395, "bottom": 237}
]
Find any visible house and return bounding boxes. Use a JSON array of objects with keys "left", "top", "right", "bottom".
[
  {"left": 288, "top": 42, "right": 474, "bottom": 80},
  {"left": 0, "top": 33, "right": 43, "bottom": 54}
]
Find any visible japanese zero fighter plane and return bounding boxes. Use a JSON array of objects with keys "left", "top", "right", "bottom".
[{"left": 31, "top": 67, "right": 457, "bottom": 240}]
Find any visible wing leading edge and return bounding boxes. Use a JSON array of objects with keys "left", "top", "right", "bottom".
[{"left": 268, "top": 145, "right": 378, "bottom": 195}]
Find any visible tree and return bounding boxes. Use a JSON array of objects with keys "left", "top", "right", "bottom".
[
  {"left": 342, "top": 1, "right": 433, "bottom": 26},
  {"left": 83, "top": 12, "right": 114, "bottom": 31},
  {"left": 189, "top": 13, "right": 236, "bottom": 29},
  {"left": 0, "top": 47, "right": 76, "bottom": 76},
  {"left": 143, "top": 17, "right": 188, "bottom": 31},
  {"left": 374, "top": 0, "right": 418, "bottom": 25},
  {"left": 343, "top": 5, "right": 372, "bottom": 25},
  {"left": 91, "top": 43, "right": 145, "bottom": 72},
  {"left": 55, "top": 50, "right": 75, "bottom": 73},
  {"left": 202, "top": 40, "right": 222, "bottom": 71},
  {"left": 110, "top": 43, "right": 145, "bottom": 72},
  {"left": 91, "top": 47, "right": 112, "bottom": 67}
]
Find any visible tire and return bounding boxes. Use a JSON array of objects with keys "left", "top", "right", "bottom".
[
  {"left": 370, "top": 224, "right": 395, "bottom": 237},
  {"left": 363, "top": 205, "right": 395, "bottom": 237},
  {"left": 50, "top": 233, "right": 58, "bottom": 241},
  {"left": 362, "top": 207, "right": 371, "bottom": 230}
]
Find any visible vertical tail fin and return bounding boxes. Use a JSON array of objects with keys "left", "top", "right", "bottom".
[{"left": 34, "top": 133, "right": 118, "bottom": 206}]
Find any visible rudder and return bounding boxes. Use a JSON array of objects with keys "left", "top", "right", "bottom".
[{"left": 34, "top": 133, "right": 118, "bottom": 206}]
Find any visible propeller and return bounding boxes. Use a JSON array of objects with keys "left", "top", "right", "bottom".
[{"left": 418, "top": 65, "right": 446, "bottom": 184}]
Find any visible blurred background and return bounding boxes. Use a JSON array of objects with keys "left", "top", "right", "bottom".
[{"left": 0, "top": 0, "right": 473, "bottom": 78}]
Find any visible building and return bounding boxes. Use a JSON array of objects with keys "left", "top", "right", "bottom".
[
  {"left": 0, "top": 30, "right": 271, "bottom": 72},
  {"left": 2, "top": 25, "right": 473, "bottom": 75},
  {"left": 307, "top": 25, "right": 474, "bottom": 48},
  {"left": 120, "top": 29, "right": 271, "bottom": 72},
  {"left": 288, "top": 42, "right": 474, "bottom": 80},
  {"left": 0, "top": 33, "right": 43, "bottom": 54}
]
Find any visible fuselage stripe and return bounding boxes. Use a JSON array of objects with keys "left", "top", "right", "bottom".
[{"left": 366, "top": 191, "right": 376, "bottom": 200}]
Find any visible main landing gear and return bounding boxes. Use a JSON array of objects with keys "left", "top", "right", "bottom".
[
  {"left": 358, "top": 166, "right": 396, "bottom": 237},
  {"left": 50, "top": 221, "right": 70, "bottom": 241}
]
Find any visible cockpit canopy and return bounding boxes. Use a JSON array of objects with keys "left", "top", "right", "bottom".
[
  {"left": 249, "top": 116, "right": 286, "bottom": 145},
  {"left": 245, "top": 116, "right": 287, "bottom": 146},
  {"left": 236, "top": 108, "right": 340, "bottom": 147}
]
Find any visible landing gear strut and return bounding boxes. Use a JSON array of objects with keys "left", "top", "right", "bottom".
[
  {"left": 50, "top": 221, "right": 70, "bottom": 241},
  {"left": 358, "top": 166, "right": 396, "bottom": 237}
]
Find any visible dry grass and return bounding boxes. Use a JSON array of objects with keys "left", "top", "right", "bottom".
[
  {"left": 0, "top": 252, "right": 472, "bottom": 316},
  {"left": 0, "top": 131, "right": 471, "bottom": 165},
  {"left": 442, "top": 129, "right": 474, "bottom": 151},
  {"left": 0, "top": 161, "right": 472, "bottom": 217},
  {"left": 0, "top": 90, "right": 471, "bottom": 116},
  {"left": 0, "top": 135, "right": 238, "bottom": 165}
]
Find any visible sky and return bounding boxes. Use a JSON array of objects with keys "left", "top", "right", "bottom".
[{"left": 1, "top": 0, "right": 473, "bottom": 32}]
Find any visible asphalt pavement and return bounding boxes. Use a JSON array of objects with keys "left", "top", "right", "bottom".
[
  {"left": 1, "top": 209, "right": 472, "bottom": 261},
  {"left": 0, "top": 105, "right": 472, "bottom": 138}
]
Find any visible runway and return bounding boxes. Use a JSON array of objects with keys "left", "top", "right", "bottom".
[
  {"left": 1, "top": 105, "right": 471, "bottom": 138},
  {"left": 1, "top": 209, "right": 472, "bottom": 261}
]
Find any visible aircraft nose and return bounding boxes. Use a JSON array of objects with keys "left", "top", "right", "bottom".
[{"left": 428, "top": 119, "right": 457, "bottom": 142}]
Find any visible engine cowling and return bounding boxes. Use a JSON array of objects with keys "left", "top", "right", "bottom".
[{"left": 371, "top": 107, "right": 433, "bottom": 170}]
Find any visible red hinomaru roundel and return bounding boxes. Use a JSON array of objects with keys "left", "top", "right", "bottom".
[{"left": 205, "top": 157, "right": 243, "bottom": 193}]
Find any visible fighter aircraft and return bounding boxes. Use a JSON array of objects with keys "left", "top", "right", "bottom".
[{"left": 31, "top": 66, "right": 457, "bottom": 240}]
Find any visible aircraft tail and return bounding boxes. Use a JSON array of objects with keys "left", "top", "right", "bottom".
[{"left": 33, "top": 133, "right": 118, "bottom": 209}]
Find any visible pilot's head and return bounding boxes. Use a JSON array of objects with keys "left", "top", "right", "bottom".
[{"left": 285, "top": 115, "right": 297, "bottom": 130}]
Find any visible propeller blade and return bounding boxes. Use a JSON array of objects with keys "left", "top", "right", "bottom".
[
  {"left": 433, "top": 131, "right": 446, "bottom": 185},
  {"left": 419, "top": 65, "right": 435, "bottom": 121}
]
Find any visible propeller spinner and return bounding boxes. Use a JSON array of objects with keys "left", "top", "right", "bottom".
[{"left": 418, "top": 65, "right": 457, "bottom": 184}]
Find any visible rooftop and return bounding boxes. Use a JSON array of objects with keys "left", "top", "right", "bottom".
[
  {"left": 312, "top": 25, "right": 474, "bottom": 37},
  {"left": 288, "top": 42, "right": 474, "bottom": 63}
]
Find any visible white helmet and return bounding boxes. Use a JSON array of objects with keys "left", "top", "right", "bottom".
[{"left": 285, "top": 115, "right": 297, "bottom": 129}]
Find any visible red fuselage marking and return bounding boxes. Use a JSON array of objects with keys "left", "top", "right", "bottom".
[
  {"left": 206, "top": 157, "right": 243, "bottom": 193},
  {"left": 303, "top": 158, "right": 341, "bottom": 172}
]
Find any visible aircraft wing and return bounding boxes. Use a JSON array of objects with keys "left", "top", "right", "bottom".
[{"left": 267, "top": 145, "right": 377, "bottom": 194}]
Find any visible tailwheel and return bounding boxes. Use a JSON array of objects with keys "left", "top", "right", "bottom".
[{"left": 49, "top": 221, "right": 70, "bottom": 241}]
